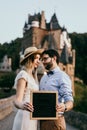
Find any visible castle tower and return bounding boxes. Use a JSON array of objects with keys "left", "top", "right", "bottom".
[{"left": 40, "top": 11, "right": 46, "bottom": 29}]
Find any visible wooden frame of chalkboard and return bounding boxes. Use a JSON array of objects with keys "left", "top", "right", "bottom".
[{"left": 30, "top": 91, "right": 58, "bottom": 120}]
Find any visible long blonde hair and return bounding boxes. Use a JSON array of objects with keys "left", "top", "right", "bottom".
[{"left": 24, "top": 54, "right": 39, "bottom": 84}]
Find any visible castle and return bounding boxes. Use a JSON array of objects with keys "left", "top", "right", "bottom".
[
  {"left": 0, "top": 55, "right": 12, "bottom": 72},
  {"left": 21, "top": 11, "right": 75, "bottom": 95}
]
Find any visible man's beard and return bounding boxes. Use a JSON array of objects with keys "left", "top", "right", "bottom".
[{"left": 45, "top": 60, "right": 53, "bottom": 70}]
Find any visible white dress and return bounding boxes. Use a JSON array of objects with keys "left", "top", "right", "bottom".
[{"left": 12, "top": 70, "right": 39, "bottom": 130}]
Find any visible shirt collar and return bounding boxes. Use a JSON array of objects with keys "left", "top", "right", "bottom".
[
  {"left": 52, "top": 66, "right": 60, "bottom": 73},
  {"left": 45, "top": 66, "right": 60, "bottom": 76}
]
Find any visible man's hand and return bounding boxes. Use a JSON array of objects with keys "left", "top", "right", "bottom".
[
  {"left": 56, "top": 101, "right": 73, "bottom": 113},
  {"left": 56, "top": 103, "right": 65, "bottom": 113}
]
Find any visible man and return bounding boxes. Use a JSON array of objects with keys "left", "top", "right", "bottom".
[{"left": 39, "top": 49, "right": 74, "bottom": 130}]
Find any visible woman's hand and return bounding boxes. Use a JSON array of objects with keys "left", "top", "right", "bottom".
[{"left": 23, "top": 102, "right": 34, "bottom": 112}]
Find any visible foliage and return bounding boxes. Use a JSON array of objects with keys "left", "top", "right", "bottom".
[
  {"left": 74, "top": 82, "right": 87, "bottom": 113},
  {"left": 0, "top": 89, "right": 16, "bottom": 99},
  {"left": 0, "top": 72, "right": 16, "bottom": 91},
  {"left": 0, "top": 38, "right": 22, "bottom": 70},
  {"left": 69, "top": 33, "right": 87, "bottom": 84}
]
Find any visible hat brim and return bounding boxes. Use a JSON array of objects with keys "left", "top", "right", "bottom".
[{"left": 20, "top": 49, "right": 43, "bottom": 65}]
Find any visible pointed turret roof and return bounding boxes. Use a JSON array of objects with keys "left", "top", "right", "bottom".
[
  {"left": 50, "top": 13, "right": 61, "bottom": 30},
  {"left": 60, "top": 43, "right": 69, "bottom": 65},
  {"left": 24, "top": 21, "right": 28, "bottom": 28},
  {"left": 61, "top": 26, "right": 67, "bottom": 32}
]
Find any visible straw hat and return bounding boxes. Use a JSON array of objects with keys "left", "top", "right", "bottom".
[{"left": 20, "top": 47, "right": 43, "bottom": 65}]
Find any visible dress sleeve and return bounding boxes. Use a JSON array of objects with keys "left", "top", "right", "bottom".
[{"left": 13, "top": 70, "right": 28, "bottom": 89}]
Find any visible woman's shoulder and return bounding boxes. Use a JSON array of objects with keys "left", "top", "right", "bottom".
[
  {"left": 13, "top": 70, "right": 28, "bottom": 89},
  {"left": 18, "top": 69, "right": 28, "bottom": 75},
  {"left": 15, "top": 70, "right": 28, "bottom": 81}
]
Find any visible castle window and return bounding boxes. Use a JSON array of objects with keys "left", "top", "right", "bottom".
[
  {"left": 2, "top": 66, "right": 5, "bottom": 69},
  {"left": 7, "top": 66, "right": 9, "bottom": 69}
]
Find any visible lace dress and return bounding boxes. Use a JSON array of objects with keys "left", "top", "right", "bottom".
[{"left": 12, "top": 70, "right": 39, "bottom": 130}]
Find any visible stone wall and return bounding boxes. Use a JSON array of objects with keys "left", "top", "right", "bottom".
[
  {"left": 65, "top": 110, "right": 87, "bottom": 130},
  {"left": 0, "top": 95, "right": 15, "bottom": 120},
  {"left": 1, "top": 96, "right": 87, "bottom": 130}
]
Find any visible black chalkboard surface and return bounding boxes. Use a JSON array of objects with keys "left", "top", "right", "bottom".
[{"left": 30, "top": 91, "right": 58, "bottom": 120}]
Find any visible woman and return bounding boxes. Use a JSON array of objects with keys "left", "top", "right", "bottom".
[{"left": 12, "top": 47, "right": 43, "bottom": 130}]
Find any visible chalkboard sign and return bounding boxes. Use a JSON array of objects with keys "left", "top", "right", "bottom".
[{"left": 30, "top": 91, "right": 58, "bottom": 120}]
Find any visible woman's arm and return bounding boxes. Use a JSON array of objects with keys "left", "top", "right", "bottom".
[
  {"left": 13, "top": 78, "right": 34, "bottom": 112},
  {"left": 13, "top": 78, "right": 26, "bottom": 109}
]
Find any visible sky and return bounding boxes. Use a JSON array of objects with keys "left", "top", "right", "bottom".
[{"left": 0, "top": 0, "right": 87, "bottom": 44}]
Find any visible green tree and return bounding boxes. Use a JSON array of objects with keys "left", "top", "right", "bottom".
[{"left": 0, "top": 72, "right": 16, "bottom": 91}]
